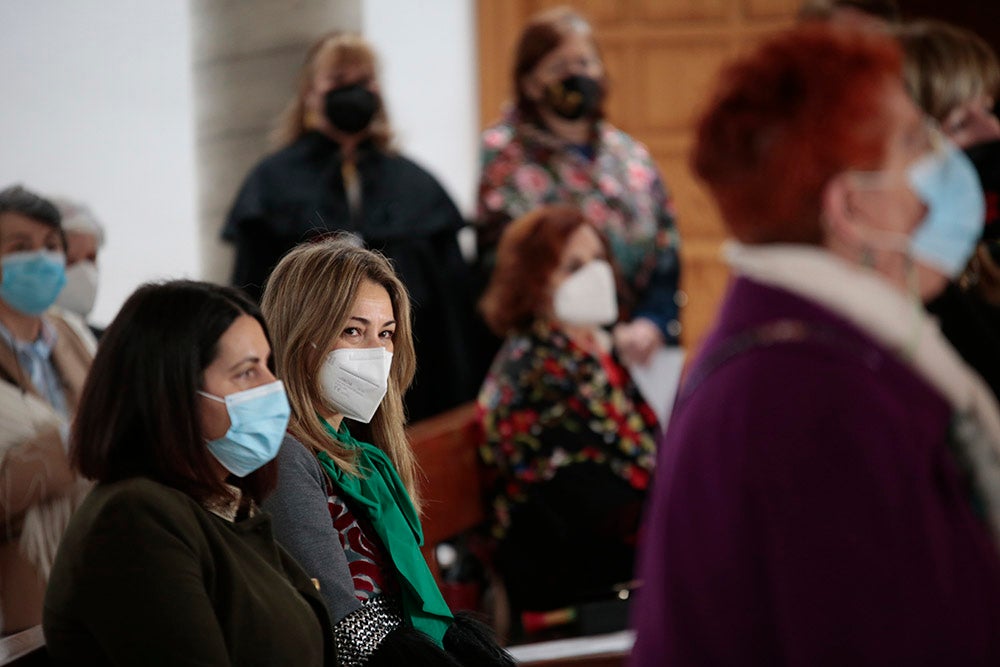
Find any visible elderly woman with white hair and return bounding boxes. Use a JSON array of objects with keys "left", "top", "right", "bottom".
[{"left": 50, "top": 197, "right": 105, "bottom": 338}]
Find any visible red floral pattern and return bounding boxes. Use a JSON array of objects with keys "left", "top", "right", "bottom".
[{"left": 476, "top": 320, "right": 660, "bottom": 538}]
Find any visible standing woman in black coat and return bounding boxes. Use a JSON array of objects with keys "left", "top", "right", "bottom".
[{"left": 223, "top": 32, "right": 478, "bottom": 422}]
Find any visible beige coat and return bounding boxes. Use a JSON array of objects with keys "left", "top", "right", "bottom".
[{"left": 0, "top": 310, "right": 94, "bottom": 635}]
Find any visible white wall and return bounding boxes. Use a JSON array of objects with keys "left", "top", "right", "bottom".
[
  {"left": 362, "top": 0, "right": 479, "bottom": 220},
  {"left": 0, "top": 0, "right": 198, "bottom": 326},
  {"left": 0, "top": 1, "right": 478, "bottom": 327}
]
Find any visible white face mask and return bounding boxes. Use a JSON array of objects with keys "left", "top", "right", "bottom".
[
  {"left": 553, "top": 258, "right": 618, "bottom": 326},
  {"left": 318, "top": 347, "right": 393, "bottom": 423},
  {"left": 56, "top": 260, "right": 99, "bottom": 317}
]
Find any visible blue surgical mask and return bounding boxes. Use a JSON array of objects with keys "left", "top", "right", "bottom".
[
  {"left": 908, "top": 140, "right": 986, "bottom": 278},
  {"left": 198, "top": 380, "right": 290, "bottom": 477},
  {"left": 0, "top": 250, "right": 67, "bottom": 315}
]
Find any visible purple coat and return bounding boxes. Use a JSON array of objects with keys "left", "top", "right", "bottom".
[{"left": 630, "top": 277, "right": 1000, "bottom": 666}]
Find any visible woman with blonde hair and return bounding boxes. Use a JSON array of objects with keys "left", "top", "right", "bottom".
[
  {"left": 893, "top": 20, "right": 1000, "bottom": 404},
  {"left": 224, "top": 31, "right": 478, "bottom": 422},
  {"left": 261, "top": 237, "right": 511, "bottom": 667}
]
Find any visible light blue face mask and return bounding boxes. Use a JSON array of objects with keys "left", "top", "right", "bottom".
[
  {"left": 198, "top": 380, "right": 290, "bottom": 477},
  {"left": 0, "top": 250, "right": 67, "bottom": 315},
  {"left": 908, "top": 140, "right": 986, "bottom": 278}
]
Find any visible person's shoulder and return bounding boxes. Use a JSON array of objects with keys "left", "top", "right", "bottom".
[
  {"left": 274, "top": 434, "right": 327, "bottom": 483},
  {"left": 598, "top": 122, "right": 652, "bottom": 160},
  {"left": 88, "top": 477, "right": 195, "bottom": 515},
  {"left": 65, "top": 478, "right": 205, "bottom": 546},
  {"left": 47, "top": 307, "right": 97, "bottom": 357},
  {"left": 481, "top": 119, "right": 518, "bottom": 154},
  {"left": 377, "top": 151, "right": 446, "bottom": 189}
]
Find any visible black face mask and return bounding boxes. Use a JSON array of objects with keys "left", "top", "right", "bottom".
[
  {"left": 323, "top": 84, "right": 379, "bottom": 134},
  {"left": 543, "top": 75, "right": 603, "bottom": 121}
]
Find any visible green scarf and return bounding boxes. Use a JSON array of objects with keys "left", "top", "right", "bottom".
[{"left": 316, "top": 420, "right": 452, "bottom": 645}]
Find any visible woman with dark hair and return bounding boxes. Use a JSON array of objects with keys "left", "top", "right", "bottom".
[
  {"left": 43, "top": 281, "right": 335, "bottom": 666},
  {"left": 631, "top": 24, "right": 1000, "bottom": 664},
  {"left": 261, "top": 238, "right": 511, "bottom": 667},
  {"left": 224, "top": 32, "right": 478, "bottom": 421},
  {"left": 474, "top": 6, "right": 682, "bottom": 367},
  {"left": 477, "top": 204, "right": 658, "bottom": 619}
]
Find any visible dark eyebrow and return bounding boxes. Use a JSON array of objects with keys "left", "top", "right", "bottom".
[
  {"left": 348, "top": 316, "right": 396, "bottom": 328},
  {"left": 227, "top": 356, "right": 260, "bottom": 372}
]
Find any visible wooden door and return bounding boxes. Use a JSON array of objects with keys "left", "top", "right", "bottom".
[{"left": 477, "top": 0, "right": 799, "bottom": 350}]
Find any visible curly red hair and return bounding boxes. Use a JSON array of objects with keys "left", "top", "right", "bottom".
[
  {"left": 692, "top": 24, "right": 903, "bottom": 244},
  {"left": 479, "top": 205, "right": 614, "bottom": 336}
]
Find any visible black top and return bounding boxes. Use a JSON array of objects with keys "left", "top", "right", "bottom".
[
  {"left": 44, "top": 477, "right": 335, "bottom": 667},
  {"left": 224, "top": 133, "right": 481, "bottom": 420}
]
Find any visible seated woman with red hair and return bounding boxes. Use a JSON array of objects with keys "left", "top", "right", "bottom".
[
  {"left": 631, "top": 24, "right": 1000, "bottom": 665},
  {"left": 477, "top": 204, "right": 659, "bottom": 623}
]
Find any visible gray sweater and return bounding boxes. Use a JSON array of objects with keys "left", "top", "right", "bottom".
[{"left": 263, "top": 435, "right": 364, "bottom": 624}]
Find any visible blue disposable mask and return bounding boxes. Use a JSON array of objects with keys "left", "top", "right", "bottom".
[
  {"left": 0, "top": 250, "right": 67, "bottom": 315},
  {"left": 908, "top": 140, "right": 985, "bottom": 278},
  {"left": 198, "top": 380, "right": 290, "bottom": 477}
]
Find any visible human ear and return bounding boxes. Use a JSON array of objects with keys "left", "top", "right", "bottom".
[{"left": 820, "top": 173, "right": 859, "bottom": 245}]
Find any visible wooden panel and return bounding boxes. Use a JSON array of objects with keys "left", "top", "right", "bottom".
[
  {"left": 741, "top": 0, "right": 801, "bottom": 20},
  {"left": 598, "top": 42, "right": 632, "bottom": 129},
  {"left": 531, "top": 0, "right": 629, "bottom": 24},
  {"left": 476, "top": 0, "right": 798, "bottom": 350},
  {"left": 637, "top": 0, "right": 730, "bottom": 22},
  {"left": 637, "top": 38, "right": 733, "bottom": 132}
]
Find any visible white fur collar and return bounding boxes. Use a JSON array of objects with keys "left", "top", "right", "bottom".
[{"left": 724, "top": 241, "right": 1000, "bottom": 443}]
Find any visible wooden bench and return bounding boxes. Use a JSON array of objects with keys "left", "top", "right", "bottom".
[
  {"left": 407, "top": 402, "right": 629, "bottom": 667},
  {"left": 407, "top": 401, "right": 486, "bottom": 582}
]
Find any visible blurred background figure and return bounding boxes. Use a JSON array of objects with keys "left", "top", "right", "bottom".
[
  {"left": 632, "top": 24, "right": 1000, "bottom": 665},
  {"left": 798, "top": 0, "right": 900, "bottom": 27},
  {"left": 223, "top": 31, "right": 478, "bottom": 422},
  {"left": 895, "top": 19, "right": 1000, "bottom": 401},
  {"left": 44, "top": 280, "right": 335, "bottom": 665},
  {"left": 50, "top": 197, "right": 106, "bottom": 339},
  {"left": 477, "top": 205, "right": 658, "bottom": 634},
  {"left": 474, "top": 6, "right": 682, "bottom": 369},
  {"left": 0, "top": 185, "right": 93, "bottom": 635}
]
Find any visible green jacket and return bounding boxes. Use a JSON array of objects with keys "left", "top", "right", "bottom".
[{"left": 44, "top": 477, "right": 335, "bottom": 666}]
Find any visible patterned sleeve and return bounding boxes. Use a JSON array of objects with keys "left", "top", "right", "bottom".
[
  {"left": 632, "top": 152, "right": 683, "bottom": 345},
  {"left": 474, "top": 125, "right": 521, "bottom": 276}
]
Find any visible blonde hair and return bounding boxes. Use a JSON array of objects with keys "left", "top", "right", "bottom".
[
  {"left": 895, "top": 20, "right": 1000, "bottom": 122},
  {"left": 260, "top": 236, "right": 420, "bottom": 509},
  {"left": 271, "top": 32, "right": 394, "bottom": 151}
]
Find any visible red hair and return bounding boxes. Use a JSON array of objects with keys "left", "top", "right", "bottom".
[
  {"left": 479, "top": 205, "right": 613, "bottom": 336},
  {"left": 692, "top": 24, "right": 903, "bottom": 244}
]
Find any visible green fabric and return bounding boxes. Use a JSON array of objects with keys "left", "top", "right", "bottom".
[{"left": 317, "top": 420, "right": 453, "bottom": 646}]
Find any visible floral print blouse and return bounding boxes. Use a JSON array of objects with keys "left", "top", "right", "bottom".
[
  {"left": 475, "top": 112, "right": 683, "bottom": 343},
  {"left": 476, "top": 319, "right": 660, "bottom": 538}
]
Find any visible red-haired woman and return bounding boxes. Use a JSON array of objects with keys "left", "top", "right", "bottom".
[
  {"left": 631, "top": 24, "right": 1000, "bottom": 664},
  {"left": 474, "top": 7, "right": 681, "bottom": 368},
  {"left": 477, "top": 204, "right": 659, "bottom": 621}
]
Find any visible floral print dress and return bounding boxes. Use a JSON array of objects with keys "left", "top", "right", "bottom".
[
  {"left": 476, "top": 319, "right": 660, "bottom": 609},
  {"left": 475, "top": 111, "right": 683, "bottom": 342},
  {"left": 477, "top": 319, "right": 659, "bottom": 537}
]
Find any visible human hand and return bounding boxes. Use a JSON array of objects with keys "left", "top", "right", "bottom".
[{"left": 613, "top": 318, "right": 664, "bottom": 366}]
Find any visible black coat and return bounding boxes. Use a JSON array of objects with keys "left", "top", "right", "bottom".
[{"left": 223, "top": 132, "right": 479, "bottom": 421}]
